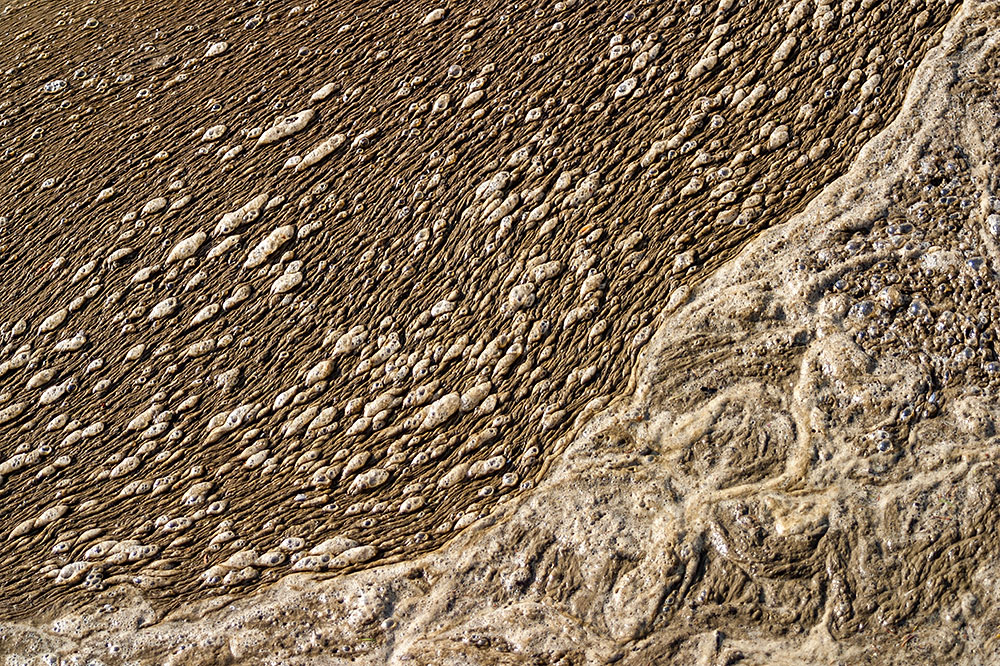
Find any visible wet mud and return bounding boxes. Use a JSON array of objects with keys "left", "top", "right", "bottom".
[{"left": 0, "top": 0, "right": 995, "bottom": 663}]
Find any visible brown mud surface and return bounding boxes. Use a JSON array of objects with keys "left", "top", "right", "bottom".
[{"left": 2, "top": 0, "right": 998, "bottom": 663}]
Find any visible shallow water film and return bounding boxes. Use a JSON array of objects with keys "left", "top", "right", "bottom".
[{"left": 4, "top": 0, "right": 1000, "bottom": 663}]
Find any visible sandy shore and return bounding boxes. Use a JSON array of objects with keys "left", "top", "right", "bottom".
[{"left": 2, "top": 0, "right": 998, "bottom": 662}]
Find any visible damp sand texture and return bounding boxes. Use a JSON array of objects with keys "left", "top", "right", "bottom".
[{"left": 0, "top": 0, "right": 988, "bottom": 663}]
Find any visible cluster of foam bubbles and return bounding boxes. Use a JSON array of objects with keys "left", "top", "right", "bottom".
[{"left": 0, "top": 0, "right": 957, "bottom": 630}]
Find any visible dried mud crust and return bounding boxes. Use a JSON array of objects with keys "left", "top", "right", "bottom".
[{"left": 0, "top": 0, "right": 958, "bottom": 623}]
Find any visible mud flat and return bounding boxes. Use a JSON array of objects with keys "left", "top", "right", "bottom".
[{"left": 0, "top": 0, "right": 995, "bottom": 663}]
